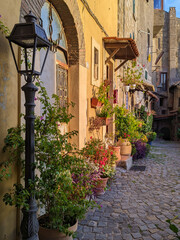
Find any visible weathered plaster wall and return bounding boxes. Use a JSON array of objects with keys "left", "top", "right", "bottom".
[
  {"left": 0, "top": 1, "right": 22, "bottom": 239},
  {"left": 77, "top": 0, "right": 117, "bottom": 140}
]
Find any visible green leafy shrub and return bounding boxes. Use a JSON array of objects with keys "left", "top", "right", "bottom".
[
  {"left": 114, "top": 106, "right": 145, "bottom": 143},
  {"left": 2, "top": 82, "right": 97, "bottom": 235},
  {"left": 96, "top": 83, "right": 113, "bottom": 118},
  {"left": 146, "top": 131, "right": 157, "bottom": 142}
]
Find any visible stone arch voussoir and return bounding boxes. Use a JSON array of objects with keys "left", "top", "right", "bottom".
[{"left": 20, "top": 0, "right": 86, "bottom": 66}]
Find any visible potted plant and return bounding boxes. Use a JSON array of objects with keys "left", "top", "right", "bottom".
[
  {"left": 91, "top": 97, "right": 102, "bottom": 108},
  {"left": 80, "top": 137, "right": 116, "bottom": 195},
  {"left": 96, "top": 83, "right": 114, "bottom": 124},
  {"left": 146, "top": 131, "right": 157, "bottom": 145},
  {"left": 2, "top": 82, "right": 97, "bottom": 239},
  {"left": 119, "top": 60, "right": 144, "bottom": 89}
]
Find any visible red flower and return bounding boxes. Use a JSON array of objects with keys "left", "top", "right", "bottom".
[
  {"left": 90, "top": 136, "right": 92, "bottom": 139},
  {"left": 110, "top": 151, "right": 113, "bottom": 155}
]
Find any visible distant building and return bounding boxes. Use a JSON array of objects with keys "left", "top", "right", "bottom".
[{"left": 152, "top": 5, "right": 180, "bottom": 140}]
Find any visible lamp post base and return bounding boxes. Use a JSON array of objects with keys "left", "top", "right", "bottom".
[{"left": 21, "top": 198, "right": 39, "bottom": 240}]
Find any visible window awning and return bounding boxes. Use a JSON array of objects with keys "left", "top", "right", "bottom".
[{"left": 103, "top": 37, "right": 139, "bottom": 71}]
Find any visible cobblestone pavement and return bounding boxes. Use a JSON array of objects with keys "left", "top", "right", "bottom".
[{"left": 75, "top": 140, "right": 180, "bottom": 240}]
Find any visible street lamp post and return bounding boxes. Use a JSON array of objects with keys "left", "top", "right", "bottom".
[{"left": 6, "top": 11, "right": 51, "bottom": 240}]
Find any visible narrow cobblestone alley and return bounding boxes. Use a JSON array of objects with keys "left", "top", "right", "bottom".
[{"left": 75, "top": 140, "right": 180, "bottom": 240}]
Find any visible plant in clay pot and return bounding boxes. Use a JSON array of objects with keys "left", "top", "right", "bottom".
[
  {"left": 80, "top": 137, "right": 116, "bottom": 195},
  {"left": 96, "top": 83, "right": 114, "bottom": 119},
  {"left": 119, "top": 60, "right": 144, "bottom": 88},
  {"left": 2, "top": 82, "right": 97, "bottom": 239}
]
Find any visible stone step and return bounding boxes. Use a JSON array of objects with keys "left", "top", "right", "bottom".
[{"left": 117, "top": 155, "right": 133, "bottom": 170}]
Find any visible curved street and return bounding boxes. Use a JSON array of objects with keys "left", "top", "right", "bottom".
[{"left": 75, "top": 140, "right": 180, "bottom": 240}]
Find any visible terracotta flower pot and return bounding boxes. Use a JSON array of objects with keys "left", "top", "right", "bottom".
[
  {"left": 39, "top": 218, "right": 78, "bottom": 240},
  {"left": 117, "top": 138, "right": 132, "bottom": 156},
  {"left": 91, "top": 97, "right": 102, "bottom": 108},
  {"left": 93, "top": 177, "right": 108, "bottom": 196},
  {"left": 110, "top": 146, "right": 121, "bottom": 161},
  {"left": 106, "top": 117, "right": 113, "bottom": 125}
]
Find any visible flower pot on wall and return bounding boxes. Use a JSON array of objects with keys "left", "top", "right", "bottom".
[
  {"left": 106, "top": 117, "right": 113, "bottom": 125},
  {"left": 39, "top": 216, "right": 78, "bottom": 240},
  {"left": 124, "top": 85, "right": 130, "bottom": 93},
  {"left": 91, "top": 97, "right": 102, "bottom": 108},
  {"left": 130, "top": 84, "right": 136, "bottom": 90},
  {"left": 104, "top": 79, "right": 111, "bottom": 87}
]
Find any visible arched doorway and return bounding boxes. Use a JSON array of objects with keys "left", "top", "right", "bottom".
[{"left": 20, "top": 0, "right": 87, "bottom": 147}]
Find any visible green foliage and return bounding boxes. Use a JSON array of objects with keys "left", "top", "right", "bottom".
[
  {"left": 120, "top": 60, "right": 143, "bottom": 85},
  {"left": 96, "top": 83, "right": 113, "bottom": 118},
  {"left": 146, "top": 131, "right": 157, "bottom": 142},
  {"left": 136, "top": 106, "right": 153, "bottom": 134},
  {"left": 2, "top": 81, "right": 97, "bottom": 235},
  {"left": 166, "top": 218, "right": 180, "bottom": 239},
  {"left": 0, "top": 127, "right": 25, "bottom": 181},
  {"left": 114, "top": 105, "right": 144, "bottom": 142},
  {"left": 0, "top": 16, "right": 10, "bottom": 36}
]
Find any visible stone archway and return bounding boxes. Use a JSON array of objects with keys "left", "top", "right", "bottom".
[
  {"left": 20, "top": 0, "right": 87, "bottom": 148},
  {"left": 20, "top": 0, "right": 85, "bottom": 66}
]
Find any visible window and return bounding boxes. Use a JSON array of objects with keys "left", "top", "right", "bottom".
[
  {"left": 160, "top": 98, "right": 164, "bottom": 106},
  {"left": 92, "top": 38, "right": 100, "bottom": 86},
  {"left": 158, "top": 38, "right": 161, "bottom": 50},
  {"left": 145, "top": 70, "right": 148, "bottom": 80},
  {"left": 154, "top": 0, "right": 163, "bottom": 9},
  {"left": 133, "top": 0, "right": 135, "bottom": 15},
  {"left": 162, "top": 110, "right": 166, "bottom": 114},
  {"left": 94, "top": 47, "right": 99, "bottom": 80},
  {"left": 41, "top": 2, "right": 68, "bottom": 107},
  {"left": 147, "top": 29, "right": 150, "bottom": 59},
  {"left": 56, "top": 64, "right": 68, "bottom": 107},
  {"left": 160, "top": 72, "right": 167, "bottom": 91}
]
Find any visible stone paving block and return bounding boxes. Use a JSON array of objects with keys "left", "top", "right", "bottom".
[
  {"left": 131, "top": 232, "right": 142, "bottom": 238},
  {"left": 122, "top": 233, "right": 133, "bottom": 240},
  {"left": 113, "top": 234, "right": 123, "bottom": 240},
  {"left": 98, "top": 221, "right": 107, "bottom": 227},
  {"left": 151, "top": 233, "right": 162, "bottom": 240},
  {"left": 95, "top": 233, "right": 107, "bottom": 239}
]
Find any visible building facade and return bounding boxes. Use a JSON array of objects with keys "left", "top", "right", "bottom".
[
  {"left": 152, "top": 4, "right": 180, "bottom": 140},
  {"left": 0, "top": 0, "right": 155, "bottom": 239}
]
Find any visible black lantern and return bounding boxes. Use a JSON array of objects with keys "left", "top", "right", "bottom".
[
  {"left": 7, "top": 11, "right": 51, "bottom": 240},
  {"left": 7, "top": 11, "right": 51, "bottom": 76}
]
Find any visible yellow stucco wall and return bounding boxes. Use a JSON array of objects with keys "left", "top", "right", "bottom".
[
  {"left": 0, "top": 1, "right": 21, "bottom": 239},
  {"left": 77, "top": 0, "right": 117, "bottom": 140}
]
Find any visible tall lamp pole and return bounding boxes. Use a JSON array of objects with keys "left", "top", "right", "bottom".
[{"left": 6, "top": 11, "right": 51, "bottom": 239}]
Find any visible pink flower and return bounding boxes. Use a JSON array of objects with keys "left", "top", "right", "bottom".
[
  {"left": 143, "top": 64, "right": 145, "bottom": 67},
  {"left": 40, "top": 116, "right": 44, "bottom": 121},
  {"left": 100, "top": 146, "right": 103, "bottom": 149},
  {"left": 34, "top": 97, "right": 38, "bottom": 101},
  {"left": 110, "top": 151, "right": 113, "bottom": 155}
]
